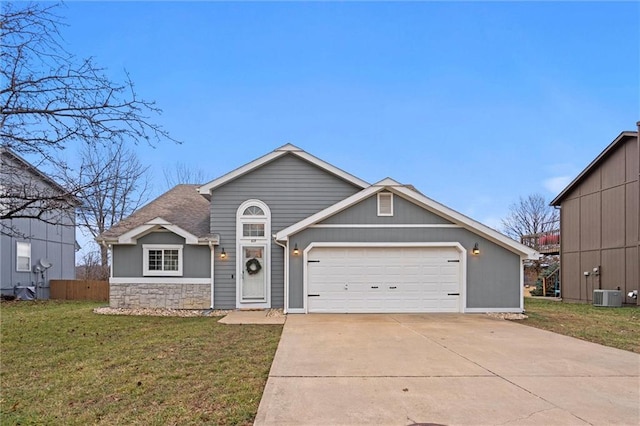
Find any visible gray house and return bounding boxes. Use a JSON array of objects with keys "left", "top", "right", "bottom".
[
  {"left": 99, "top": 144, "right": 538, "bottom": 313},
  {"left": 0, "top": 148, "right": 78, "bottom": 299}
]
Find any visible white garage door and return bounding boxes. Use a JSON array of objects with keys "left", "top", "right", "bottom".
[{"left": 307, "top": 246, "right": 462, "bottom": 313}]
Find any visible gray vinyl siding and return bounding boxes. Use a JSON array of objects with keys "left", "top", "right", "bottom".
[
  {"left": 320, "top": 194, "right": 454, "bottom": 225},
  {"left": 0, "top": 153, "right": 77, "bottom": 298},
  {"left": 112, "top": 232, "right": 210, "bottom": 278},
  {"left": 288, "top": 228, "right": 520, "bottom": 311},
  {"left": 210, "top": 154, "right": 362, "bottom": 309},
  {"left": 0, "top": 213, "right": 76, "bottom": 299}
]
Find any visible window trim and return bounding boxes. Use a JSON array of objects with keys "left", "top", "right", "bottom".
[
  {"left": 143, "top": 244, "right": 183, "bottom": 276},
  {"left": 16, "top": 241, "right": 31, "bottom": 272},
  {"left": 242, "top": 223, "right": 266, "bottom": 237},
  {"left": 377, "top": 192, "right": 394, "bottom": 216}
]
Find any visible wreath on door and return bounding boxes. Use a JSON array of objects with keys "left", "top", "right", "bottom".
[{"left": 246, "top": 258, "right": 262, "bottom": 275}]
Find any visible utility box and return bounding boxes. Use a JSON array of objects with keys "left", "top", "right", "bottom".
[{"left": 593, "top": 290, "right": 622, "bottom": 307}]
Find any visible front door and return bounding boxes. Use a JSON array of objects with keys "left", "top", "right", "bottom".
[{"left": 241, "top": 245, "right": 267, "bottom": 303}]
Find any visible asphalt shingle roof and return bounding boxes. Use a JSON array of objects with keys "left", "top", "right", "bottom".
[{"left": 98, "top": 184, "right": 211, "bottom": 241}]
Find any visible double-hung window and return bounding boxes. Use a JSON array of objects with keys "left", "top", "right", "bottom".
[
  {"left": 143, "top": 244, "right": 183, "bottom": 276},
  {"left": 16, "top": 242, "right": 31, "bottom": 272}
]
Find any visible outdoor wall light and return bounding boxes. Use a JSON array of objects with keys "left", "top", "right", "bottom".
[
  {"left": 293, "top": 243, "right": 299, "bottom": 255},
  {"left": 472, "top": 243, "right": 480, "bottom": 255},
  {"left": 220, "top": 248, "right": 227, "bottom": 259}
]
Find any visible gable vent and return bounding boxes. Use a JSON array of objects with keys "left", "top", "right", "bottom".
[{"left": 378, "top": 192, "right": 393, "bottom": 216}]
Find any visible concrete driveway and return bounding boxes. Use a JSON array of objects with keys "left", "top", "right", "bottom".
[{"left": 255, "top": 314, "right": 639, "bottom": 426}]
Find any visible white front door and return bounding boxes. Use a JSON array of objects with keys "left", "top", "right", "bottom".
[
  {"left": 236, "top": 199, "right": 271, "bottom": 309},
  {"left": 241, "top": 244, "right": 267, "bottom": 302}
]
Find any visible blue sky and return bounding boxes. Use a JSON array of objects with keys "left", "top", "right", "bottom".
[{"left": 58, "top": 1, "right": 638, "bottom": 234}]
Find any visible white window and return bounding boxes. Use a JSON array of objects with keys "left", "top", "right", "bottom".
[
  {"left": 16, "top": 242, "right": 31, "bottom": 272},
  {"left": 377, "top": 192, "right": 394, "bottom": 216},
  {"left": 243, "top": 206, "right": 264, "bottom": 216},
  {"left": 238, "top": 200, "right": 270, "bottom": 241},
  {"left": 143, "top": 244, "right": 183, "bottom": 276},
  {"left": 243, "top": 223, "right": 265, "bottom": 237}
]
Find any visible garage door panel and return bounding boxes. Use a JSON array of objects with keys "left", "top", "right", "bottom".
[{"left": 307, "top": 246, "right": 462, "bottom": 313}]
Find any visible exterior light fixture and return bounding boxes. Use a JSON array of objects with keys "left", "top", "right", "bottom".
[
  {"left": 293, "top": 243, "right": 299, "bottom": 255},
  {"left": 472, "top": 243, "right": 480, "bottom": 255},
  {"left": 220, "top": 248, "right": 227, "bottom": 259}
]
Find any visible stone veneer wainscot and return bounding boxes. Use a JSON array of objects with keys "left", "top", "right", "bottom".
[{"left": 110, "top": 282, "right": 211, "bottom": 309}]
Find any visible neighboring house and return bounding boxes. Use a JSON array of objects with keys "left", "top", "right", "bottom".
[
  {"left": 0, "top": 148, "right": 78, "bottom": 299},
  {"left": 98, "top": 144, "right": 538, "bottom": 313},
  {"left": 551, "top": 130, "right": 639, "bottom": 305}
]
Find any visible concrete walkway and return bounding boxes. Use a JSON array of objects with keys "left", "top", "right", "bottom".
[
  {"left": 217, "top": 310, "right": 286, "bottom": 325},
  {"left": 255, "top": 314, "right": 640, "bottom": 425}
]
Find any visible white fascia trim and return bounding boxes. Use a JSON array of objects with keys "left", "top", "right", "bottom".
[
  {"left": 276, "top": 178, "right": 537, "bottom": 259},
  {"left": 198, "top": 150, "right": 284, "bottom": 194},
  {"left": 464, "top": 308, "right": 524, "bottom": 313},
  {"left": 294, "top": 151, "right": 369, "bottom": 188},
  {"left": 374, "top": 177, "right": 402, "bottom": 186},
  {"left": 118, "top": 224, "right": 155, "bottom": 244},
  {"left": 110, "top": 278, "right": 211, "bottom": 284},
  {"left": 276, "top": 185, "right": 380, "bottom": 240},
  {"left": 391, "top": 185, "right": 539, "bottom": 259},
  {"left": 310, "top": 224, "right": 462, "bottom": 228},
  {"left": 117, "top": 217, "right": 200, "bottom": 245},
  {"left": 198, "top": 145, "right": 369, "bottom": 194},
  {"left": 301, "top": 242, "right": 467, "bottom": 314}
]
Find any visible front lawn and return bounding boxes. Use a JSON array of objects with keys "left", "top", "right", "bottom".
[
  {"left": 0, "top": 301, "right": 282, "bottom": 425},
  {"left": 522, "top": 298, "right": 640, "bottom": 353}
]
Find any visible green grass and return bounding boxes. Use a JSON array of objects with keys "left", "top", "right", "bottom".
[
  {"left": 522, "top": 298, "right": 640, "bottom": 353},
  {"left": 0, "top": 301, "right": 282, "bottom": 425}
]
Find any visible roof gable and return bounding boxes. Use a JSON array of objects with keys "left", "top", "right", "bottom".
[
  {"left": 197, "top": 144, "right": 368, "bottom": 194},
  {"left": 115, "top": 217, "right": 219, "bottom": 245},
  {"left": 551, "top": 131, "right": 638, "bottom": 206},
  {"left": 98, "top": 184, "right": 213, "bottom": 243},
  {"left": 1, "top": 147, "right": 81, "bottom": 205},
  {"left": 276, "top": 178, "right": 538, "bottom": 259}
]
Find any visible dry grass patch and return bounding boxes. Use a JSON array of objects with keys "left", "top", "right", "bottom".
[
  {"left": 1, "top": 300, "right": 282, "bottom": 425},
  {"left": 521, "top": 298, "right": 640, "bottom": 353}
]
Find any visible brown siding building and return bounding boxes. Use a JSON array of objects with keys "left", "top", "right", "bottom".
[{"left": 551, "top": 129, "right": 639, "bottom": 305}]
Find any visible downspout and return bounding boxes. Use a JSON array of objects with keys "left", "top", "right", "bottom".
[
  {"left": 553, "top": 205, "right": 561, "bottom": 299},
  {"left": 273, "top": 236, "right": 288, "bottom": 314},
  {"left": 100, "top": 240, "right": 112, "bottom": 278},
  {"left": 208, "top": 241, "right": 215, "bottom": 309}
]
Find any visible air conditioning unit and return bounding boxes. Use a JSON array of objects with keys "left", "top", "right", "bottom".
[{"left": 593, "top": 290, "right": 622, "bottom": 307}]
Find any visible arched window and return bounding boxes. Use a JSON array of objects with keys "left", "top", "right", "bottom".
[
  {"left": 243, "top": 206, "right": 264, "bottom": 216},
  {"left": 237, "top": 200, "right": 270, "bottom": 240}
]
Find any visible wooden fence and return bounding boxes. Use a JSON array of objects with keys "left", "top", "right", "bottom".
[{"left": 50, "top": 280, "right": 109, "bottom": 301}]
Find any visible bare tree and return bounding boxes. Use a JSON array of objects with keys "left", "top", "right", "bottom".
[
  {"left": 0, "top": 147, "right": 80, "bottom": 236},
  {"left": 1, "top": 2, "right": 178, "bottom": 224},
  {"left": 163, "top": 162, "right": 208, "bottom": 188},
  {"left": 76, "top": 249, "right": 109, "bottom": 281},
  {"left": 72, "top": 142, "right": 150, "bottom": 266},
  {"left": 501, "top": 193, "right": 559, "bottom": 244}
]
